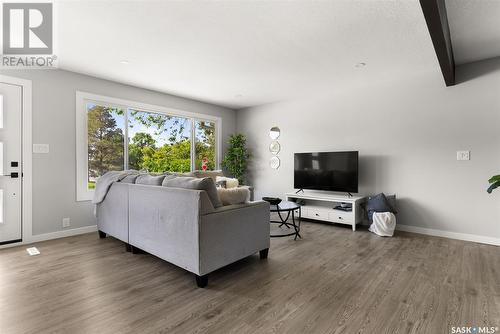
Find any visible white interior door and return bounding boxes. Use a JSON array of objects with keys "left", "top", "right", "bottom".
[{"left": 0, "top": 83, "right": 22, "bottom": 244}]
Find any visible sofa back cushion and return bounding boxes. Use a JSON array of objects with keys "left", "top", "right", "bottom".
[
  {"left": 136, "top": 174, "right": 166, "bottom": 186},
  {"left": 163, "top": 176, "right": 222, "bottom": 208},
  {"left": 120, "top": 174, "right": 140, "bottom": 184}
]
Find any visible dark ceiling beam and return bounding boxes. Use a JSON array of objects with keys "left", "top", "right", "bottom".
[{"left": 420, "top": 0, "right": 455, "bottom": 86}]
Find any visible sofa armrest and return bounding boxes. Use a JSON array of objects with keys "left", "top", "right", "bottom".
[
  {"left": 199, "top": 200, "right": 270, "bottom": 275},
  {"left": 96, "top": 182, "right": 129, "bottom": 243}
]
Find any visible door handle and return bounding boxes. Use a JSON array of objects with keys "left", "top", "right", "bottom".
[{"left": 3, "top": 172, "right": 18, "bottom": 178}]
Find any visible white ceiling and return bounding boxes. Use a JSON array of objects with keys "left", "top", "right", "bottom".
[
  {"left": 446, "top": 0, "right": 500, "bottom": 65},
  {"left": 56, "top": 1, "right": 441, "bottom": 109}
]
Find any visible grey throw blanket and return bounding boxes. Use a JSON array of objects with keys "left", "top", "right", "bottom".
[{"left": 92, "top": 170, "right": 139, "bottom": 204}]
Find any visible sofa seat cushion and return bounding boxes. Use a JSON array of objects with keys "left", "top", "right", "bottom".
[
  {"left": 136, "top": 174, "right": 167, "bottom": 186},
  {"left": 163, "top": 176, "right": 222, "bottom": 208},
  {"left": 217, "top": 186, "right": 250, "bottom": 206}
]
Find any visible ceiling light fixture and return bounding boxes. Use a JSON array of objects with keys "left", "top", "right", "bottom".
[
  {"left": 355, "top": 62, "right": 366, "bottom": 68},
  {"left": 120, "top": 60, "right": 129, "bottom": 64}
]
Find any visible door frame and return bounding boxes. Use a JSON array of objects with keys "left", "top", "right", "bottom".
[{"left": 0, "top": 75, "right": 32, "bottom": 248}]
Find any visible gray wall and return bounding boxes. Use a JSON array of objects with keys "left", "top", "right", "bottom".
[
  {"left": 0, "top": 69, "right": 236, "bottom": 236},
  {"left": 237, "top": 57, "right": 500, "bottom": 239}
]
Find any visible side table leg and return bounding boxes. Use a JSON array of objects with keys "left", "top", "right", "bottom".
[
  {"left": 292, "top": 210, "right": 302, "bottom": 240},
  {"left": 299, "top": 207, "right": 302, "bottom": 228},
  {"left": 278, "top": 210, "right": 291, "bottom": 228}
]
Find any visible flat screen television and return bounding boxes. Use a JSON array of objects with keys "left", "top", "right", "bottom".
[{"left": 294, "top": 151, "right": 358, "bottom": 193}]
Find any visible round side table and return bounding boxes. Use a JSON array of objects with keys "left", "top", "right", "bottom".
[{"left": 269, "top": 201, "right": 302, "bottom": 240}]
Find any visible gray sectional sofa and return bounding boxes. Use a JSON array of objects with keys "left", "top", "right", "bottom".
[{"left": 96, "top": 179, "right": 270, "bottom": 288}]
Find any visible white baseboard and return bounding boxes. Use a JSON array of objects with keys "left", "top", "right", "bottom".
[
  {"left": 396, "top": 224, "right": 500, "bottom": 247},
  {"left": 2, "top": 222, "right": 498, "bottom": 251},
  {"left": 27, "top": 225, "right": 98, "bottom": 243},
  {"left": 0, "top": 225, "right": 98, "bottom": 249}
]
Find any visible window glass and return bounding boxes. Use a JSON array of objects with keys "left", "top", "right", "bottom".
[
  {"left": 87, "top": 103, "right": 125, "bottom": 189},
  {"left": 195, "top": 120, "right": 216, "bottom": 171},
  {"left": 128, "top": 109, "right": 192, "bottom": 173},
  {"left": 79, "top": 92, "right": 220, "bottom": 201}
]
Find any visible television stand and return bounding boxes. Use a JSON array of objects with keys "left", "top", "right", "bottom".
[
  {"left": 295, "top": 188, "right": 304, "bottom": 194},
  {"left": 286, "top": 191, "right": 366, "bottom": 231}
]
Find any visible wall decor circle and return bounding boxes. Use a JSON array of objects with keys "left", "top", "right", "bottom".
[
  {"left": 269, "top": 127, "right": 280, "bottom": 140},
  {"left": 270, "top": 156, "right": 280, "bottom": 169},
  {"left": 269, "top": 141, "right": 280, "bottom": 155}
]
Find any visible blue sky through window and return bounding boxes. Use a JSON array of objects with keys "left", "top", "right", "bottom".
[
  {"left": 86, "top": 103, "right": 191, "bottom": 148},
  {"left": 128, "top": 109, "right": 191, "bottom": 147}
]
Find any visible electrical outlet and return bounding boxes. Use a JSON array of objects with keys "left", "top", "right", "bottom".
[
  {"left": 457, "top": 151, "right": 470, "bottom": 161},
  {"left": 62, "top": 217, "right": 71, "bottom": 228}
]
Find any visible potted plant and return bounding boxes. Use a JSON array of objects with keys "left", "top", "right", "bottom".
[
  {"left": 487, "top": 175, "right": 500, "bottom": 193},
  {"left": 221, "top": 134, "right": 250, "bottom": 184}
]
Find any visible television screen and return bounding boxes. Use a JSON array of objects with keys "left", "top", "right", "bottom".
[{"left": 294, "top": 151, "right": 358, "bottom": 193}]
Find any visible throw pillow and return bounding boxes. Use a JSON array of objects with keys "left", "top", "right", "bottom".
[
  {"left": 163, "top": 176, "right": 222, "bottom": 208},
  {"left": 215, "top": 176, "right": 239, "bottom": 188},
  {"left": 366, "top": 193, "right": 398, "bottom": 221},
  {"left": 386, "top": 194, "right": 397, "bottom": 212},
  {"left": 135, "top": 174, "right": 166, "bottom": 186},
  {"left": 217, "top": 187, "right": 250, "bottom": 206},
  {"left": 215, "top": 180, "right": 227, "bottom": 188}
]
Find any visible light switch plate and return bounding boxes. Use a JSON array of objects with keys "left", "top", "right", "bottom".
[
  {"left": 26, "top": 247, "right": 40, "bottom": 256},
  {"left": 33, "top": 144, "right": 50, "bottom": 154},
  {"left": 457, "top": 151, "right": 470, "bottom": 161}
]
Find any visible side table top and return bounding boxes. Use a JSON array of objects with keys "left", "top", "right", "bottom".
[{"left": 269, "top": 200, "right": 300, "bottom": 212}]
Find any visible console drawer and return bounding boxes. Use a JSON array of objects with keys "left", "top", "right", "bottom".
[
  {"left": 328, "top": 211, "right": 354, "bottom": 224},
  {"left": 306, "top": 208, "right": 329, "bottom": 220}
]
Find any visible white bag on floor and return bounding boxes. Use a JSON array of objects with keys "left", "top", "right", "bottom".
[{"left": 369, "top": 212, "right": 397, "bottom": 237}]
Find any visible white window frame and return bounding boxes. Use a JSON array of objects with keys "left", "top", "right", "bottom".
[{"left": 76, "top": 91, "right": 222, "bottom": 201}]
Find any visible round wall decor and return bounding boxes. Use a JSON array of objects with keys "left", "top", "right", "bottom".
[
  {"left": 269, "top": 141, "right": 280, "bottom": 155},
  {"left": 269, "top": 127, "right": 280, "bottom": 140},
  {"left": 270, "top": 156, "right": 280, "bottom": 169}
]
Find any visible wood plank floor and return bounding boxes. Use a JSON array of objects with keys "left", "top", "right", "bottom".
[{"left": 0, "top": 222, "right": 499, "bottom": 334}]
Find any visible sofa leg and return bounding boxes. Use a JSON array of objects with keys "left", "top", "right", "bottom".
[
  {"left": 98, "top": 230, "right": 106, "bottom": 239},
  {"left": 131, "top": 246, "right": 144, "bottom": 254},
  {"left": 195, "top": 274, "right": 209, "bottom": 288},
  {"left": 125, "top": 243, "right": 132, "bottom": 252},
  {"left": 260, "top": 248, "right": 269, "bottom": 260}
]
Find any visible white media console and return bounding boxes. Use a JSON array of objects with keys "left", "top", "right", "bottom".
[{"left": 286, "top": 192, "right": 367, "bottom": 231}]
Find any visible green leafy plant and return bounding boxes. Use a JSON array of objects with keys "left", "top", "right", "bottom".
[
  {"left": 487, "top": 175, "right": 500, "bottom": 193},
  {"left": 221, "top": 134, "right": 250, "bottom": 184}
]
